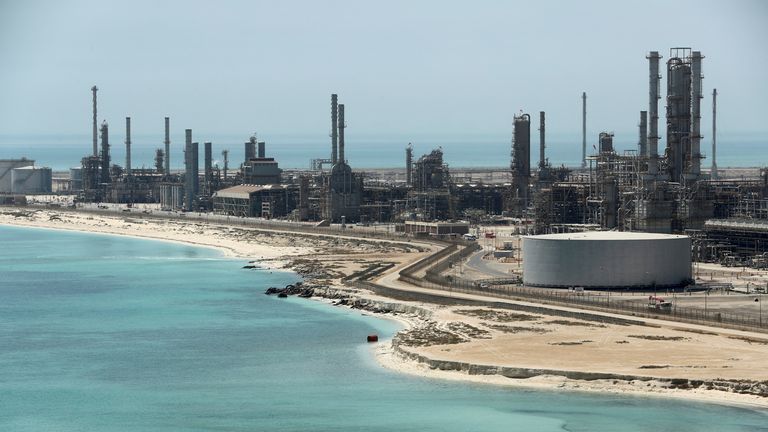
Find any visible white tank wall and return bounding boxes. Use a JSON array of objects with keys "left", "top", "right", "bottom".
[
  {"left": 523, "top": 233, "right": 691, "bottom": 288},
  {"left": 11, "top": 167, "right": 52, "bottom": 194}
]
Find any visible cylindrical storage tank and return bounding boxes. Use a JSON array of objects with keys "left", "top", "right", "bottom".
[
  {"left": 523, "top": 231, "right": 691, "bottom": 289},
  {"left": 11, "top": 166, "right": 52, "bottom": 194}
]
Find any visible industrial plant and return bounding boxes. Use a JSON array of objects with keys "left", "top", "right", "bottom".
[{"left": 2, "top": 47, "right": 767, "bottom": 274}]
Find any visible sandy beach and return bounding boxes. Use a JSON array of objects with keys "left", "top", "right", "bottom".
[{"left": 2, "top": 206, "right": 767, "bottom": 410}]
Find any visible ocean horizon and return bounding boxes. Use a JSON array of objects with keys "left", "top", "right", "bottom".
[{"left": 1, "top": 132, "right": 765, "bottom": 172}]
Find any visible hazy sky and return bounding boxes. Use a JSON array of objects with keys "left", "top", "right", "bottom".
[{"left": 1, "top": 0, "right": 767, "bottom": 139}]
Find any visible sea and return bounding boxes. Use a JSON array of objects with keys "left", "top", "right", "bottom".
[
  {"left": 0, "top": 225, "right": 766, "bottom": 431},
  {"left": 0, "top": 132, "right": 765, "bottom": 171}
]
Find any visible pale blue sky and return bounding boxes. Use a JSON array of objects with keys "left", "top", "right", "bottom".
[{"left": 1, "top": 0, "right": 766, "bottom": 138}]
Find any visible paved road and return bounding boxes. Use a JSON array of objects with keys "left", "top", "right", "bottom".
[{"left": 464, "top": 249, "right": 513, "bottom": 278}]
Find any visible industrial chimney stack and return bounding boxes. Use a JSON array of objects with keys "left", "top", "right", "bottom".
[
  {"left": 338, "top": 104, "right": 345, "bottom": 164},
  {"left": 711, "top": 88, "right": 718, "bottom": 179},
  {"left": 92, "top": 86, "right": 98, "bottom": 157},
  {"left": 539, "top": 111, "right": 546, "bottom": 168},
  {"left": 125, "top": 117, "right": 132, "bottom": 176},
  {"left": 581, "top": 92, "right": 586, "bottom": 169},
  {"left": 164, "top": 117, "right": 170, "bottom": 175},
  {"left": 647, "top": 51, "right": 662, "bottom": 176},
  {"left": 331, "top": 94, "right": 338, "bottom": 164}
]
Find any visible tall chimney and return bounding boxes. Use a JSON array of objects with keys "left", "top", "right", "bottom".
[
  {"left": 184, "top": 129, "right": 194, "bottom": 211},
  {"left": 100, "top": 121, "right": 110, "bottom": 183},
  {"left": 331, "top": 94, "right": 338, "bottom": 164},
  {"left": 647, "top": 51, "right": 662, "bottom": 176},
  {"left": 581, "top": 92, "right": 586, "bottom": 168},
  {"left": 711, "top": 88, "right": 718, "bottom": 179},
  {"left": 204, "top": 142, "right": 212, "bottom": 195},
  {"left": 639, "top": 111, "right": 648, "bottom": 157},
  {"left": 164, "top": 117, "right": 170, "bottom": 174},
  {"left": 338, "top": 104, "right": 345, "bottom": 164},
  {"left": 257, "top": 141, "right": 265, "bottom": 158},
  {"left": 406, "top": 143, "right": 413, "bottom": 186},
  {"left": 92, "top": 86, "right": 98, "bottom": 157},
  {"left": 125, "top": 117, "right": 132, "bottom": 176},
  {"left": 689, "top": 51, "right": 704, "bottom": 179},
  {"left": 539, "top": 111, "right": 546, "bottom": 168}
]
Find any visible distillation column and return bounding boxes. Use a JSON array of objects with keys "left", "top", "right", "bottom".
[
  {"left": 711, "top": 88, "right": 718, "bottom": 179},
  {"left": 539, "top": 111, "right": 546, "bottom": 168},
  {"left": 125, "top": 117, "right": 131, "bottom": 176},
  {"left": 406, "top": 143, "right": 413, "bottom": 186},
  {"left": 338, "top": 104, "right": 345, "bottom": 163},
  {"left": 639, "top": 111, "right": 648, "bottom": 157},
  {"left": 331, "top": 94, "right": 338, "bottom": 164},
  {"left": 581, "top": 92, "right": 586, "bottom": 169},
  {"left": 164, "top": 117, "right": 170, "bottom": 175},
  {"left": 100, "top": 121, "right": 110, "bottom": 183},
  {"left": 647, "top": 51, "right": 661, "bottom": 177},
  {"left": 688, "top": 51, "right": 704, "bottom": 181},
  {"left": 92, "top": 86, "right": 98, "bottom": 157}
]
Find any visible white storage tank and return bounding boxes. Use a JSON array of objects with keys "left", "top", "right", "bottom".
[
  {"left": 11, "top": 166, "right": 52, "bottom": 194},
  {"left": 522, "top": 231, "right": 691, "bottom": 289},
  {"left": 0, "top": 158, "right": 35, "bottom": 193}
]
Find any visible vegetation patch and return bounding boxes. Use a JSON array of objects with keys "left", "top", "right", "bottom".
[{"left": 454, "top": 309, "right": 538, "bottom": 322}]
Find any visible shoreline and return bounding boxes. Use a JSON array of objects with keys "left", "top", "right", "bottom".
[{"left": 2, "top": 209, "right": 767, "bottom": 410}]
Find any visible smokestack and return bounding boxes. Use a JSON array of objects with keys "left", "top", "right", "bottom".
[
  {"left": 257, "top": 141, "right": 265, "bottom": 158},
  {"left": 331, "top": 94, "right": 338, "bottom": 164},
  {"left": 92, "top": 86, "right": 98, "bottom": 157},
  {"left": 712, "top": 88, "right": 718, "bottom": 180},
  {"left": 689, "top": 51, "right": 704, "bottom": 179},
  {"left": 338, "top": 104, "right": 345, "bottom": 164},
  {"left": 125, "top": 117, "right": 131, "bottom": 176},
  {"left": 184, "top": 129, "right": 195, "bottom": 210},
  {"left": 647, "top": 51, "right": 662, "bottom": 176},
  {"left": 539, "top": 111, "right": 546, "bottom": 168},
  {"left": 639, "top": 111, "right": 648, "bottom": 157},
  {"left": 204, "top": 142, "right": 212, "bottom": 195},
  {"left": 581, "top": 92, "right": 586, "bottom": 169},
  {"left": 406, "top": 143, "right": 413, "bottom": 186},
  {"left": 164, "top": 117, "right": 170, "bottom": 175},
  {"left": 100, "top": 121, "right": 110, "bottom": 183}
]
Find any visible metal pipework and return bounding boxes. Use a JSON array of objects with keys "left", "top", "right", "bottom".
[
  {"left": 711, "top": 88, "right": 718, "bottom": 179},
  {"left": 689, "top": 51, "right": 704, "bottom": 179},
  {"left": 639, "top": 111, "right": 648, "bottom": 157},
  {"left": 164, "top": 117, "right": 170, "bottom": 174},
  {"left": 647, "top": 51, "right": 662, "bottom": 176},
  {"left": 539, "top": 111, "right": 546, "bottom": 168},
  {"left": 331, "top": 94, "right": 338, "bottom": 164},
  {"left": 125, "top": 117, "right": 131, "bottom": 176},
  {"left": 581, "top": 92, "right": 586, "bottom": 169},
  {"left": 92, "top": 86, "right": 98, "bottom": 157},
  {"left": 338, "top": 104, "right": 345, "bottom": 163}
]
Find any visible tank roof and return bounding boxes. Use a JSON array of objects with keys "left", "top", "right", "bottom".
[{"left": 525, "top": 231, "right": 688, "bottom": 241}]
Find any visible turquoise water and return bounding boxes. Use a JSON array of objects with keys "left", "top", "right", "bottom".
[
  {"left": 0, "top": 132, "right": 765, "bottom": 170},
  {"left": 0, "top": 225, "right": 766, "bottom": 431}
]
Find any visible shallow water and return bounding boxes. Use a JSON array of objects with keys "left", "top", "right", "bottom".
[{"left": 0, "top": 225, "right": 765, "bottom": 431}]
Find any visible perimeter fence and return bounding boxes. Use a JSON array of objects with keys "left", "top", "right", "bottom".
[{"left": 393, "top": 242, "right": 768, "bottom": 332}]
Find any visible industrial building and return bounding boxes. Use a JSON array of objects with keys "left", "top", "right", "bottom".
[
  {"left": 522, "top": 232, "right": 692, "bottom": 289},
  {"left": 7, "top": 54, "right": 763, "bottom": 275}
]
